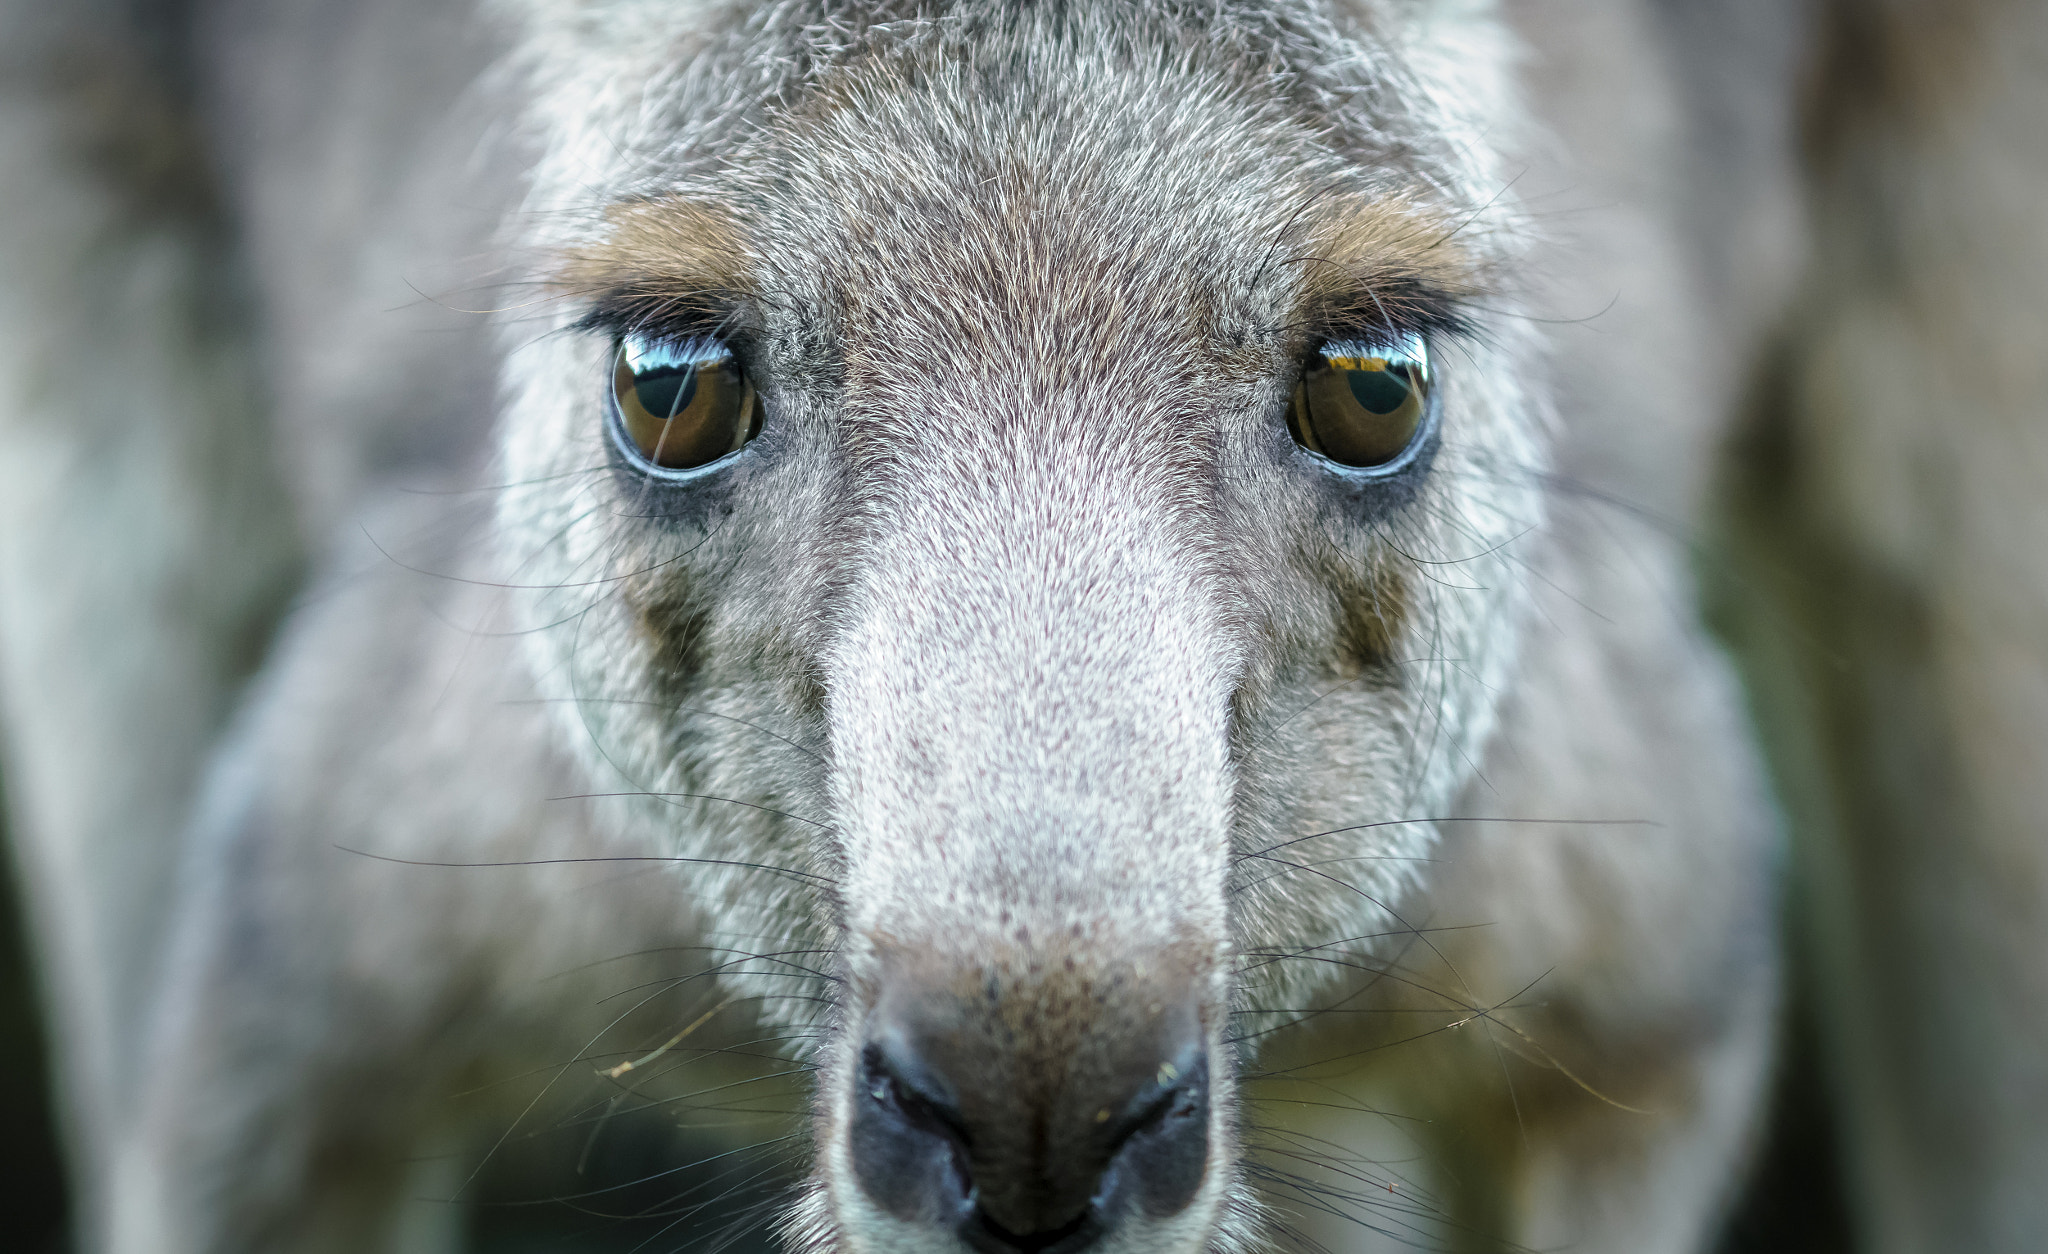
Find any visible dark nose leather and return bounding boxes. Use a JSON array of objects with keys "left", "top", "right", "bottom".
[{"left": 848, "top": 978, "right": 1210, "bottom": 1252}]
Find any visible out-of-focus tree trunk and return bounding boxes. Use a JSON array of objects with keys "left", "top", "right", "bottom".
[
  {"left": 0, "top": 3, "right": 303, "bottom": 1240},
  {"left": 1716, "top": 3, "right": 2048, "bottom": 1250},
  {"left": 0, "top": 773, "right": 70, "bottom": 1252}
]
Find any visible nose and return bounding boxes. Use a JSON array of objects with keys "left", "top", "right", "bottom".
[{"left": 847, "top": 978, "right": 1211, "bottom": 1252}]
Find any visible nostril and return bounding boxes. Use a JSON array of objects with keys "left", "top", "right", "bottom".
[
  {"left": 1099, "top": 1051, "right": 1210, "bottom": 1223},
  {"left": 849, "top": 1043, "right": 973, "bottom": 1226},
  {"left": 1116, "top": 1056, "right": 1205, "bottom": 1142},
  {"left": 862, "top": 1042, "right": 970, "bottom": 1142}
]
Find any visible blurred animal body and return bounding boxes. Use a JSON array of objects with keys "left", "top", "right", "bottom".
[{"left": 1, "top": 2, "right": 2043, "bottom": 1253}]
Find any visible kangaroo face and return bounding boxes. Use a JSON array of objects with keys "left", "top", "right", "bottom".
[{"left": 497, "top": 4, "right": 1541, "bottom": 1250}]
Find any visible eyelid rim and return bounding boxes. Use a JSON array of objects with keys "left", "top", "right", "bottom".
[
  {"left": 1315, "top": 329, "right": 1429, "bottom": 374},
  {"left": 605, "top": 332, "right": 759, "bottom": 482},
  {"left": 621, "top": 330, "right": 738, "bottom": 373}
]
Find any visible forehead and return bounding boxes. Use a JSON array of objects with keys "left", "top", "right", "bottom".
[{"left": 561, "top": 3, "right": 1487, "bottom": 358}]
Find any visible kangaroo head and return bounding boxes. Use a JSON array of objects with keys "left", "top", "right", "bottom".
[{"left": 495, "top": 3, "right": 1542, "bottom": 1250}]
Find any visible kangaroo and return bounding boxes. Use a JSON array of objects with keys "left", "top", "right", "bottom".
[{"left": 3, "top": 1, "right": 2036, "bottom": 1253}]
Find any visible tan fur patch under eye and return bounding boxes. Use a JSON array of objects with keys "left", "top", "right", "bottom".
[
  {"left": 555, "top": 197, "right": 753, "bottom": 305},
  {"left": 1332, "top": 557, "right": 1410, "bottom": 678},
  {"left": 633, "top": 590, "right": 715, "bottom": 695}
]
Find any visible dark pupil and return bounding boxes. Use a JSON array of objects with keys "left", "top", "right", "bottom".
[
  {"left": 633, "top": 364, "right": 697, "bottom": 420},
  {"left": 1347, "top": 365, "right": 1413, "bottom": 415}
]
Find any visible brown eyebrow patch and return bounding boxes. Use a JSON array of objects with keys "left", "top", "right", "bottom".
[
  {"left": 555, "top": 196, "right": 754, "bottom": 313},
  {"left": 1294, "top": 192, "right": 1485, "bottom": 331}
]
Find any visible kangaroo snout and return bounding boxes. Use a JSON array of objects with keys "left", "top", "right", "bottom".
[{"left": 847, "top": 954, "right": 1213, "bottom": 1252}]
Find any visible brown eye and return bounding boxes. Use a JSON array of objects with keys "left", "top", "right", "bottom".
[
  {"left": 611, "top": 335, "right": 760, "bottom": 471},
  {"left": 1288, "top": 334, "right": 1432, "bottom": 469}
]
